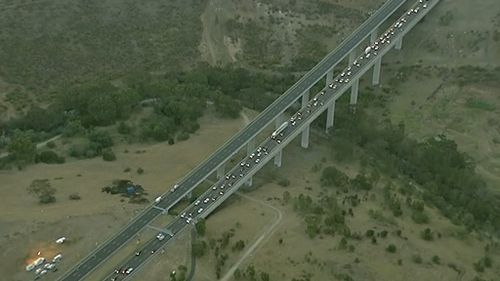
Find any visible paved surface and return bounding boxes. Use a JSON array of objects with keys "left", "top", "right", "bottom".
[
  {"left": 101, "top": 1, "right": 437, "bottom": 278},
  {"left": 58, "top": 1, "right": 410, "bottom": 280}
]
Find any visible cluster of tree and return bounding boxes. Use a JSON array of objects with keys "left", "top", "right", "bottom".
[
  {"left": 1, "top": 64, "right": 295, "bottom": 168},
  {"left": 331, "top": 107, "right": 500, "bottom": 236},
  {"left": 35, "top": 150, "right": 65, "bottom": 164},
  {"left": 27, "top": 179, "right": 56, "bottom": 204},
  {"left": 473, "top": 256, "right": 493, "bottom": 273},
  {"left": 101, "top": 180, "right": 148, "bottom": 204},
  {"left": 233, "top": 264, "right": 270, "bottom": 281},
  {"left": 192, "top": 240, "right": 207, "bottom": 258},
  {"left": 382, "top": 184, "right": 403, "bottom": 217},
  {"left": 169, "top": 265, "right": 188, "bottom": 281},
  {"left": 68, "top": 130, "right": 114, "bottom": 159},
  {"left": 320, "top": 166, "right": 374, "bottom": 193},
  {"left": 7, "top": 130, "right": 36, "bottom": 168},
  {"left": 292, "top": 193, "right": 349, "bottom": 239}
]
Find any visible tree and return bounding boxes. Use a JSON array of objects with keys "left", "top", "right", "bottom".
[
  {"left": 386, "top": 244, "right": 397, "bottom": 253},
  {"left": 421, "top": 228, "right": 434, "bottom": 241},
  {"left": 195, "top": 218, "right": 206, "bottom": 236},
  {"left": 351, "top": 174, "right": 373, "bottom": 191},
  {"left": 260, "top": 272, "right": 270, "bottom": 281},
  {"left": 8, "top": 130, "right": 36, "bottom": 168},
  {"left": 432, "top": 255, "right": 441, "bottom": 264},
  {"left": 192, "top": 240, "right": 207, "bottom": 257},
  {"left": 27, "top": 179, "right": 56, "bottom": 204},
  {"left": 36, "top": 150, "right": 65, "bottom": 164},
  {"left": 232, "top": 240, "right": 245, "bottom": 252},
  {"left": 233, "top": 268, "right": 242, "bottom": 279},
  {"left": 214, "top": 92, "right": 241, "bottom": 118},
  {"left": 88, "top": 130, "right": 113, "bottom": 151},
  {"left": 282, "top": 191, "right": 291, "bottom": 204},
  {"left": 321, "top": 166, "right": 349, "bottom": 187},
  {"left": 102, "top": 149, "right": 117, "bottom": 161}
]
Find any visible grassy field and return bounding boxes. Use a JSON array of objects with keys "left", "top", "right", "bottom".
[{"left": 0, "top": 111, "right": 247, "bottom": 280}]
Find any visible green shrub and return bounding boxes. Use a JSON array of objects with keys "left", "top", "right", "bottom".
[
  {"left": 412, "top": 254, "right": 423, "bottom": 264},
  {"left": 432, "top": 255, "right": 441, "bottom": 264},
  {"left": 277, "top": 178, "right": 290, "bottom": 187},
  {"left": 411, "top": 210, "right": 429, "bottom": 224},
  {"left": 177, "top": 131, "right": 190, "bottom": 141},
  {"left": 69, "top": 193, "right": 81, "bottom": 200},
  {"left": 102, "top": 149, "right": 117, "bottom": 161},
  {"left": 421, "top": 228, "right": 434, "bottom": 241},
  {"left": 137, "top": 167, "right": 144, "bottom": 174},
  {"left": 386, "top": 244, "right": 397, "bottom": 253},
  {"left": 36, "top": 150, "right": 65, "bottom": 164}
]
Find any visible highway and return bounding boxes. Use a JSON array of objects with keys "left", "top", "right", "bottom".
[
  {"left": 58, "top": 0, "right": 409, "bottom": 280},
  {"left": 102, "top": 0, "right": 437, "bottom": 279}
]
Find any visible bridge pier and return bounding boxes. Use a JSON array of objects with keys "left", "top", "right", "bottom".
[
  {"left": 326, "top": 100, "right": 335, "bottom": 132},
  {"left": 370, "top": 28, "right": 378, "bottom": 44},
  {"left": 216, "top": 165, "right": 225, "bottom": 179},
  {"left": 274, "top": 149, "right": 282, "bottom": 168},
  {"left": 349, "top": 49, "right": 357, "bottom": 65},
  {"left": 395, "top": 36, "right": 403, "bottom": 50},
  {"left": 301, "top": 90, "right": 310, "bottom": 149},
  {"left": 372, "top": 57, "right": 382, "bottom": 86},
  {"left": 326, "top": 70, "right": 334, "bottom": 86},
  {"left": 247, "top": 138, "right": 255, "bottom": 155},
  {"left": 350, "top": 78, "right": 359, "bottom": 105},
  {"left": 275, "top": 113, "right": 285, "bottom": 128},
  {"left": 246, "top": 176, "right": 253, "bottom": 186}
]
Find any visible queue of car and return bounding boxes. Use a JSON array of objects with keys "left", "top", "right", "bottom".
[{"left": 116, "top": 3, "right": 432, "bottom": 279}]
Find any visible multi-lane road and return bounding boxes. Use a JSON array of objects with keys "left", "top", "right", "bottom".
[
  {"left": 103, "top": 0, "right": 438, "bottom": 279},
  {"left": 58, "top": 0, "right": 410, "bottom": 280}
]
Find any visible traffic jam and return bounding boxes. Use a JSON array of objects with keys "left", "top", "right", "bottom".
[{"left": 108, "top": 1, "right": 432, "bottom": 279}]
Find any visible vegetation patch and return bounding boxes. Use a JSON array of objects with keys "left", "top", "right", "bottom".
[{"left": 101, "top": 180, "right": 148, "bottom": 204}]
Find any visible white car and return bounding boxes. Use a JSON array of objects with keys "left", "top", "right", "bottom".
[
  {"left": 197, "top": 208, "right": 203, "bottom": 214},
  {"left": 156, "top": 233, "right": 165, "bottom": 241},
  {"left": 194, "top": 200, "right": 201, "bottom": 206},
  {"left": 255, "top": 158, "right": 260, "bottom": 164},
  {"left": 203, "top": 198, "right": 210, "bottom": 204},
  {"left": 52, "top": 254, "right": 63, "bottom": 263},
  {"left": 154, "top": 196, "right": 162, "bottom": 203},
  {"left": 125, "top": 267, "right": 134, "bottom": 274}
]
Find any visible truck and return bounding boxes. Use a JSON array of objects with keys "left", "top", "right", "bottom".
[{"left": 271, "top": 122, "right": 288, "bottom": 139}]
